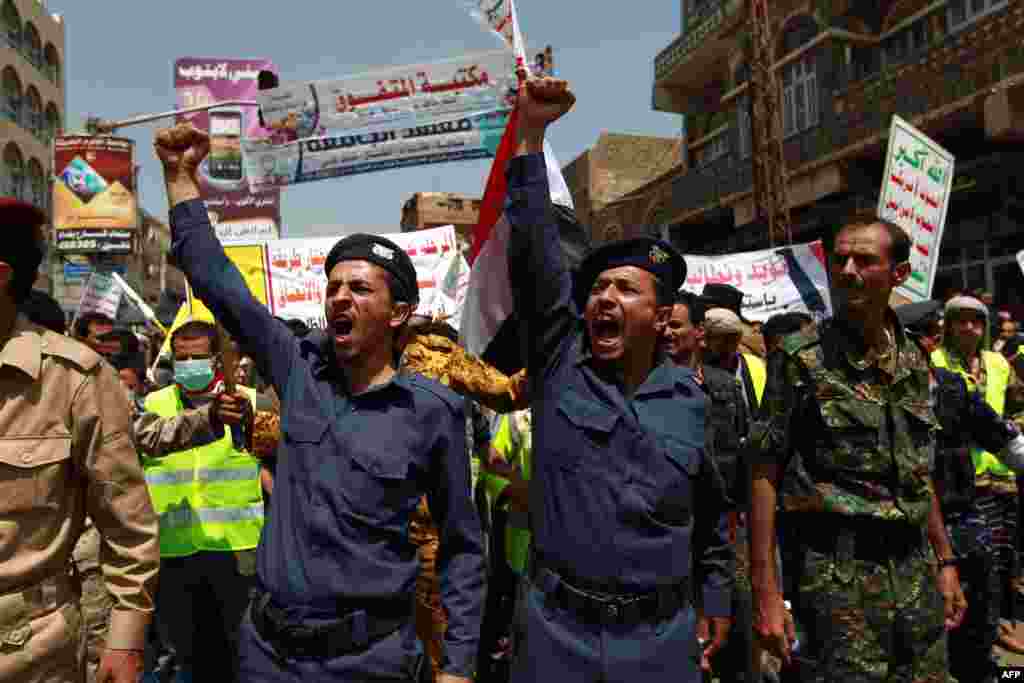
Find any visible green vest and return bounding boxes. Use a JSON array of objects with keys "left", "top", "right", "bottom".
[
  {"left": 932, "top": 347, "right": 1012, "bottom": 478},
  {"left": 143, "top": 385, "right": 265, "bottom": 558},
  {"left": 482, "top": 412, "right": 532, "bottom": 575}
]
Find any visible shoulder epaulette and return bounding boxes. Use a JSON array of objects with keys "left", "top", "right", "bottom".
[
  {"left": 40, "top": 329, "right": 101, "bottom": 373},
  {"left": 406, "top": 373, "right": 464, "bottom": 414}
]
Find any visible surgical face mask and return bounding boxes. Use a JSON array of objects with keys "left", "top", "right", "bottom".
[{"left": 174, "top": 358, "right": 215, "bottom": 392}]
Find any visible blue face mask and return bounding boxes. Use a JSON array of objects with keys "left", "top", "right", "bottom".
[{"left": 174, "top": 359, "right": 215, "bottom": 392}]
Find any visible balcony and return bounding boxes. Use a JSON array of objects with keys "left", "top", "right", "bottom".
[
  {"left": 653, "top": 0, "right": 745, "bottom": 111},
  {"left": 665, "top": 5, "right": 1024, "bottom": 224}
]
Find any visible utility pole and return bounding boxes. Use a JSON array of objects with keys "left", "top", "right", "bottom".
[{"left": 748, "top": 0, "right": 793, "bottom": 247}]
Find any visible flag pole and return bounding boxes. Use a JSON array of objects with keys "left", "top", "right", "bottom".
[{"left": 90, "top": 100, "right": 259, "bottom": 134}]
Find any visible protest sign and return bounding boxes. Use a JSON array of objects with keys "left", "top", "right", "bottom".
[
  {"left": 76, "top": 271, "right": 123, "bottom": 320},
  {"left": 1017, "top": 250, "right": 1024, "bottom": 277},
  {"left": 53, "top": 136, "right": 138, "bottom": 253},
  {"left": 878, "top": 115, "right": 955, "bottom": 303},
  {"left": 681, "top": 241, "right": 833, "bottom": 322},
  {"left": 183, "top": 227, "right": 464, "bottom": 333},
  {"left": 264, "top": 226, "right": 462, "bottom": 329},
  {"left": 174, "top": 57, "right": 282, "bottom": 242}
]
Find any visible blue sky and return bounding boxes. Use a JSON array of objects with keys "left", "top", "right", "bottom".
[{"left": 51, "top": 1, "right": 682, "bottom": 237}]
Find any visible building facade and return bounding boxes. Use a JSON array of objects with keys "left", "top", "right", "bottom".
[
  {"left": 0, "top": 0, "right": 63, "bottom": 294},
  {"left": 401, "top": 192, "right": 481, "bottom": 253},
  {"left": 614, "top": 0, "right": 1024, "bottom": 315},
  {"left": 561, "top": 132, "right": 684, "bottom": 244}
]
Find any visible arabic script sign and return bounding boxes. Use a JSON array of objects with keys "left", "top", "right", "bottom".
[
  {"left": 878, "top": 115, "right": 955, "bottom": 304},
  {"left": 681, "top": 241, "right": 833, "bottom": 322}
]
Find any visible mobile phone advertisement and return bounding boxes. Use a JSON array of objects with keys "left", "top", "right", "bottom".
[{"left": 174, "top": 57, "right": 282, "bottom": 242}]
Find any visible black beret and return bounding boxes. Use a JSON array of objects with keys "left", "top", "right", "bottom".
[
  {"left": 895, "top": 300, "right": 943, "bottom": 336},
  {"left": 571, "top": 238, "right": 686, "bottom": 311},
  {"left": 762, "top": 312, "right": 804, "bottom": 340},
  {"left": 22, "top": 290, "right": 66, "bottom": 334},
  {"left": 324, "top": 234, "right": 419, "bottom": 305},
  {"left": 698, "top": 283, "right": 749, "bottom": 322}
]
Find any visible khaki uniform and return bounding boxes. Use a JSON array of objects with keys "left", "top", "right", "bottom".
[{"left": 0, "top": 316, "right": 159, "bottom": 682}]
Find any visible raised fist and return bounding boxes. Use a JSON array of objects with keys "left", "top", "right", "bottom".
[
  {"left": 154, "top": 123, "right": 210, "bottom": 189},
  {"left": 517, "top": 72, "right": 575, "bottom": 139}
]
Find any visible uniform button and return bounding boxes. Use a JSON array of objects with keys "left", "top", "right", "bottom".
[
  {"left": 20, "top": 453, "right": 32, "bottom": 463},
  {"left": 605, "top": 603, "right": 619, "bottom": 620}
]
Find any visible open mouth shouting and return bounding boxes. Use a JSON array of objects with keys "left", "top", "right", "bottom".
[
  {"left": 590, "top": 315, "right": 624, "bottom": 356},
  {"left": 331, "top": 314, "right": 355, "bottom": 346}
]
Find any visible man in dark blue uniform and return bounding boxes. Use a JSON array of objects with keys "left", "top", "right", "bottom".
[
  {"left": 507, "top": 75, "right": 734, "bottom": 683},
  {"left": 153, "top": 124, "right": 485, "bottom": 683}
]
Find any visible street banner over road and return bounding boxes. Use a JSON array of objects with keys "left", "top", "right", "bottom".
[
  {"left": 243, "top": 51, "right": 517, "bottom": 190},
  {"left": 681, "top": 241, "right": 833, "bottom": 322},
  {"left": 174, "top": 57, "right": 282, "bottom": 242},
  {"left": 878, "top": 115, "right": 955, "bottom": 303}
]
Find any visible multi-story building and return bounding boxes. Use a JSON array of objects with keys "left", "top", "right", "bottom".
[
  {"left": 609, "top": 0, "right": 1024, "bottom": 313},
  {"left": 562, "top": 132, "right": 684, "bottom": 244},
  {"left": 401, "top": 192, "right": 482, "bottom": 253},
  {"left": 0, "top": 0, "right": 64, "bottom": 294}
]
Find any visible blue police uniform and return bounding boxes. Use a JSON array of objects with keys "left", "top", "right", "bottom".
[
  {"left": 505, "top": 154, "right": 734, "bottom": 683},
  {"left": 169, "top": 200, "right": 485, "bottom": 682}
]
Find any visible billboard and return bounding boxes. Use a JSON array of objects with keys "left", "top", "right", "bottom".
[
  {"left": 52, "top": 135, "right": 138, "bottom": 248},
  {"left": 174, "top": 57, "right": 282, "bottom": 242}
]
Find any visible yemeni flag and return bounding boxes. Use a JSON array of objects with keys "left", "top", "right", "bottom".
[{"left": 458, "top": 0, "right": 586, "bottom": 374}]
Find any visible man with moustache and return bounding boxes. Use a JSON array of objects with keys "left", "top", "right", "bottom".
[
  {"left": 750, "top": 211, "right": 962, "bottom": 681},
  {"left": 507, "top": 75, "right": 733, "bottom": 683},
  {"left": 154, "top": 123, "right": 484, "bottom": 683}
]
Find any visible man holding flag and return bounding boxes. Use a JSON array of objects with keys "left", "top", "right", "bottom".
[{"left": 499, "top": 74, "right": 733, "bottom": 683}]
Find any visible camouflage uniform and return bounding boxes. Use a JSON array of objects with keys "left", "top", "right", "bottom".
[
  {"left": 754, "top": 317, "right": 947, "bottom": 683},
  {"left": 931, "top": 367, "right": 1014, "bottom": 683},
  {"left": 701, "top": 364, "right": 754, "bottom": 683}
]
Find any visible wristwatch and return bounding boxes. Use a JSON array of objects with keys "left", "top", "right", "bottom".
[{"left": 937, "top": 557, "right": 959, "bottom": 569}]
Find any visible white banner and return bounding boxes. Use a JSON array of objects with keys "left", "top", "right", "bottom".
[
  {"left": 78, "top": 272, "right": 123, "bottom": 320},
  {"left": 265, "top": 226, "right": 464, "bottom": 330},
  {"left": 878, "top": 115, "right": 955, "bottom": 303},
  {"left": 681, "top": 241, "right": 833, "bottom": 322}
]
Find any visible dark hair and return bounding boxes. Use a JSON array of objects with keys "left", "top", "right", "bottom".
[
  {"left": 762, "top": 312, "right": 804, "bottom": 340},
  {"left": 4, "top": 223, "right": 43, "bottom": 305},
  {"left": 835, "top": 209, "right": 911, "bottom": 267},
  {"left": 673, "top": 290, "right": 704, "bottom": 324},
  {"left": 170, "top": 320, "right": 220, "bottom": 354},
  {"left": 74, "top": 313, "right": 114, "bottom": 340},
  {"left": 23, "top": 290, "right": 66, "bottom": 334},
  {"left": 110, "top": 351, "right": 146, "bottom": 378}
]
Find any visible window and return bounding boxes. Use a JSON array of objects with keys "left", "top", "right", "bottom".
[
  {"left": 697, "top": 130, "right": 729, "bottom": 168},
  {"left": 737, "top": 95, "right": 752, "bottom": 159},
  {"left": 24, "top": 87, "right": 41, "bottom": 136},
  {"left": 948, "top": 0, "right": 1008, "bottom": 31},
  {"left": 2, "top": 67, "right": 21, "bottom": 124},
  {"left": 26, "top": 159, "right": 44, "bottom": 208},
  {"left": 4, "top": 144, "right": 24, "bottom": 199},
  {"left": 23, "top": 23, "right": 41, "bottom": 69},
  {"left": 45, "top": 103, "right": 60, "bottom": 141},
  {"left": 44, "top": 44, "right": 60, "bottom": 85},
  {"left": 2, "top": 0, "right": 19, "bottom": 50},
  {"left": 783, "top": 57, "right": 818, "bottom": 138}
]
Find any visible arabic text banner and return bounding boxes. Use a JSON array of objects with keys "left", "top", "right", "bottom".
[
  {"left": 188, "top": 243, "right": 271, "bottom": 323},
  {"left": 174, "top": 57, "right": 282, "bottom": 243},
  {"left": 878, "top": 115, "right": 954, "bottom": 303},
  {"left": 244, "top": 51, "right": 517, "bottom": 190},
  {"left": 53, "top": 136, "right": 137, "bottom": 239},
  {"left": 681, "top": 241, "right": 833, "bottom": 322},
  {"left": 265, "top": 226, "right": 463, "bottom": 329}
]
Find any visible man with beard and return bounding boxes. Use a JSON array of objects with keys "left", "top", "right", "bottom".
[
  {"left": 506, "top": 75, "right": 733, "bottom": 683},
  {"left": 750, "top": 211, "right": 962, "bottom": 681},
  {"left": 154, "top": 123, "right": 484, "bottom": 683}
]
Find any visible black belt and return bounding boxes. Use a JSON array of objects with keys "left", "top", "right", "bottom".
[
  {"left": 781, "top": 513, "right": 925, "bottom": 563},
  {"left": 249, "top": 591, "right": 408, "bottom": 661},
  {"left": 531, "top": 563, "right": 689, "bottom": 626}
]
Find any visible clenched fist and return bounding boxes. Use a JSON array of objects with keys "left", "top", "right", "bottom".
[
  {"left": 516, "top": 72, "right": 575, "bottom": 152},
  {"left": 154, "top": 123, "right": 210, "bottom": 205}
]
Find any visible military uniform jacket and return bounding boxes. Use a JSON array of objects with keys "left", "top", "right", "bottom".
[
  {"left": 0, "top": 316, "right": 159, "bottom": 649},
  {"left": 754, "top": 317, "right": 937, "bottom": 526},
  {"left": 506, "top": 154, "right": 733, "bottom": 616},
  {"left": 701, "top": 364, "right": 750, "bottom": 509},
  {"left": 931, "top": 367, "right": 1012, "bottom": 514}
]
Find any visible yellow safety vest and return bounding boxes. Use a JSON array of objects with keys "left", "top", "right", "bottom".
[
  {"left": 742, "top": 353, "right": 767, "bottom": 408},
  {"left": 143, "top": 385, "right": 265, "bottom": 558},
  {"left": 931, "top": 348, "right": 1012, "bottom": 477}
]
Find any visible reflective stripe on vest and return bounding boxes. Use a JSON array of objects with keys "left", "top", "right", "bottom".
[
  {"left": 143, "top": 385, "right": 265, "bottom": 557},
  {"left": 931, "top": 348, "right": 1012, "bottom": 478},
  {"left": 742, "top": 353, "right": 767, "bottom": 408}
]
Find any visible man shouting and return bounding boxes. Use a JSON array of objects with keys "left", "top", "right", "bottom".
[
  {"left": 154, "top": 124, "right": 484, "bottom": 683},
  {"left": 506, "top": 74, "right": 733, "bottom": 683}
]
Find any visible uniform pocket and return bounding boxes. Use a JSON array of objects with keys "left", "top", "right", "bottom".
[
  {"left": 554, "top": 391, "right": 619, "bottom": 471},
  {"left": 0, "top": 437, "right": 72, "bottom": 516}
]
